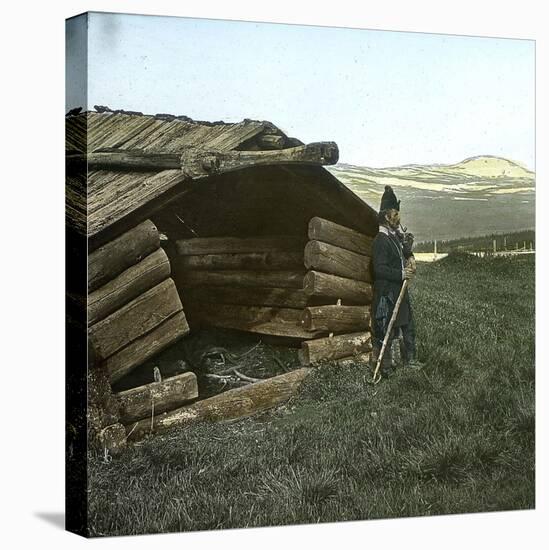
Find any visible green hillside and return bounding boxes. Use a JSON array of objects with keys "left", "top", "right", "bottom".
[{"left": 328, "top": 156, "right": 535, "bottom": 242}]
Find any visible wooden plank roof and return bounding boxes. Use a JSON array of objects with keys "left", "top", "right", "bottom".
[
  {"left": 65, "top": 109, "right": 376, "bottom": 250},
  {"left": 66, "top": 110, "right": 297, "bottom": 244},
  {"left": 66, "top": 110, "right": 284, "bottom": 155}
]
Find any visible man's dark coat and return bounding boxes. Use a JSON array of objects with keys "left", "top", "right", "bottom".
[{"left": 371, "top": 229, "right": 411, "bottom": 338}]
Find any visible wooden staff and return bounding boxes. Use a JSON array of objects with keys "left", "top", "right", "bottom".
[{"left": 372, "top": 280, "right": 409, "bottom": 383}]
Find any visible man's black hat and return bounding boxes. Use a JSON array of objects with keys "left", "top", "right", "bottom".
[{"left": 380, "top": 185, "right": 400, "bottom": 211}]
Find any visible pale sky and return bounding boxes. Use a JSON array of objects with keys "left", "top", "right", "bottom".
[{"left": 66, "top": 12, "right": 535, "bottom": 170}]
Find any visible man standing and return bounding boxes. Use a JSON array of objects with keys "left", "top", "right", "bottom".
[{"left": 371, "top": 186, "right": 421, "bottom": 377}]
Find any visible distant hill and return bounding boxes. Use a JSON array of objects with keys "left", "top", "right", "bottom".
[
  {"left": 328, "top": 156, "right": 535, "bottom": 242},
  {"left": 445, "top": 156, "right": 534, "bottom": 179}
]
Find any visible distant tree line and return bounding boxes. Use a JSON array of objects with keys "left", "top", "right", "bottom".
[{"left": 415, "top": 229, "right": 535, "bottom": 253}]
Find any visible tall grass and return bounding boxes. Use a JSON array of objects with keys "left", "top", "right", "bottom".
[{"left": 87, "top": 253, "right": 535, "bottom": 536}]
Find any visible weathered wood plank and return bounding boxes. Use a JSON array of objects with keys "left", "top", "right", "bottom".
[
  {"left": 304, "top": 240, "right": 371, "bottom": 282},
  {"left": 181, "top": 142, "right": 339, "bottom": 176},
  {"left": 177, "top": 270, "right": 305, "bottom": 289},
  {"left": 89, "top": 278, "right": 183, "bottom": 361},
  {"left": 299, "top": 331, "right": 372, "bottom": 365},
  {"left": 175, "top": 236, "right": 305, "bottom": 256},
  {"left": 182, "top": 286, "right": 312, "bottom": 308},
  {"left": 116, "top": 372, "right": 198, "bottom": 424},
  {"left": 186, "top": 302, "right": 324, "bottom": 339},
  {"left": 88, "top": 170, "right": 189, "bottom": 238},
  {"left": 301, "top": 305, "right": 371, "bottom": 332},
  {"left": 256, "top": 134, "right": 285, "bottom": 150},
  {"left": 125, "top": 368, "right": 311, "bottom": 441},
  {"left": 308, "top": 216, "right": 375, "bottom": 255},
  {"left": 104, "top": 311, "right": 190, "bottom": 384},
  {"left": 88, "top": 220, "right": 159, "bottom": 292},
  {"left": 303, "top": 270, "right": 373, "bottom": 304},
  {"left": 67, "top": 150, "right": 181, "bottom": 171},
  {"left": 88, "top": 248, "right": 171, "bottom": 325},
  {"left": 178, "top": 251, "right": 303, "bottom": 271}
]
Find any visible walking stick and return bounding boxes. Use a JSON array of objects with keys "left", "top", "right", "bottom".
[{"left": 371, "top": 279, "right": 409, "bottom": 384}]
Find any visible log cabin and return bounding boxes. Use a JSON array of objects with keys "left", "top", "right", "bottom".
[{"left": 66, "top": 107, "right": 379, "bottom": 448}]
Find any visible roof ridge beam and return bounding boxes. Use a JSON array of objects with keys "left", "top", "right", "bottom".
[
  {"left": 188, "top": 141, "right": 339, "bottom": 176},
  {"left": 66, "top": 141, "right": 339, "bottom": 174}
]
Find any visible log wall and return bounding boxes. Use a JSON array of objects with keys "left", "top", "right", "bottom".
[
  {"left": 170, "top": 216, "right": 377, "bottom": 365},
  {"left": 88, "top": 220, "right": 191, "bottom": 386},
  {"left": 88, "top": 214, "right": 378, "bottom": 443}
]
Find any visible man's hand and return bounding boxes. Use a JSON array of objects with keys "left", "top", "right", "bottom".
[
  {"left": 404, "top": 266, "right": 415, "bottom": 280},
  {"left": 406, "top": 256, "right": 417, "bottom": 273}
]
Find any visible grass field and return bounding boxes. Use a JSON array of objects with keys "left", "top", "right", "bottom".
[{"left": 87, "top": 253, "right": 535, "bottom": 537}]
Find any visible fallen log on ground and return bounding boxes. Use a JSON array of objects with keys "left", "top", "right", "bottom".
[
  {"left": 301, "top": 305, "right": 371, "bottom": 332},
  {"left": 175, "top": 236, "right": 305, "bottom": 256},
  {"left": 89, "top": 279, "right": 183, "bottom": 361},
  {"left": 88, "top": 248, "right": 171, "bottom": 325},
  {"left": 308, "top": 216, "right": 374, "bottom": 255},
  {"left": 186, "top": 302, "right": 324, "bottom": 339},
  {"left": 88, "top": 220, "right": 159, "bottom": 292},
  {"left": 177, "top": 250, "right": 303, "bottom": 271},
  {"left": 116, "top": 372, "right": 198, "bottom": 424},
  {"left": 304, "top": 270, "right": 373, "bottom": 303},
  {"left": 125, "top": 367, "right": 311, "bottom": 441},
  {"left": 299, "top": 331, "right": 372, "bottom": 365},
  {"left": 304, "top": 240, "right": 371, "bottom": 282},
  {"left": 104, "top": 310, "right": 190, "bottom": 384}
]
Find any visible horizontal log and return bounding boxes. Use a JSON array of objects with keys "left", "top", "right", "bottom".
[
  {"left": 104, "top": 311, "right": 190, "bottom": 384},
  {"left": 177, "top": 270, "right": 305, "bottom": 289},
  {"left": 299, "top": 331, "right": 372, "bottom": 365},
  {"left": 88, "top": 248, "right": 171, "bottom": 325},
  {"left": 116, "top": 372, "right": 198, "bottom": 424},
  {"left": 304, "top": 271, "right": 373, "bottom": 304},
  {"left": 184, "top": 142, "right": 339, "bottom": 176},
  {"left": 67, "top": 150, "right": 181, "bottom": 171},
  {"left": 175, "top": 236, "right": 305, "bottom": 255},
  {"left": 186, "top": 303, "right": 324, "bottom": 339},
  {"left": 301, "top": 305, "right": 371, "bottom": 332},
  {"left": 89, "top": 279, "right": 183, "bottom": 361},
  {"left": 305, "top": 240, "right": 371, "bottom": 282},
  {"left": 256, "top": 134, "right": 285, "bottom": 150},
  {"left": 308, "top": 216, "right": 374, "bottom": 255},
  {"left": 177, "top": 251, "right": 303, "bottom": 271},
  {"left": 88, "top": 220, "right": 159, "bottom": 292},
  {"left": 183, "top": 286, "right": 313, "bottom": 308},
  {"left": 125, "top": 367, "right": 311, "bottom": 441}
]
